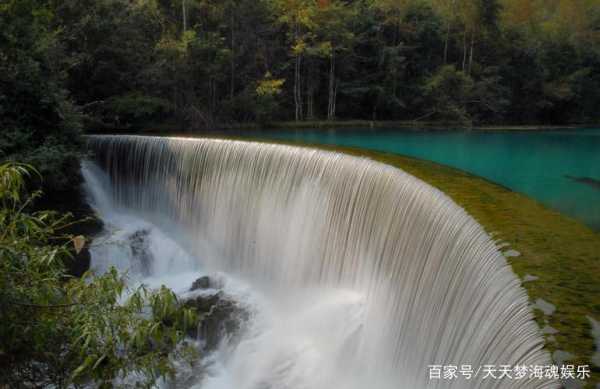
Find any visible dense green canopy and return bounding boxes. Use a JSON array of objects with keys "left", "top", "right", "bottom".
[{"left": 1, "top": 0, "right": 599, "bottom": 187}]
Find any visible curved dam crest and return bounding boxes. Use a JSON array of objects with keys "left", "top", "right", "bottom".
[{"left": 86, "top": 135, "right": 557, "bottom": 388}]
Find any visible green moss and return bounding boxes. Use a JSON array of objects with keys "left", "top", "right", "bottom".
[{"left": 219, "top": 137, "right": 600, "bottom": 387}]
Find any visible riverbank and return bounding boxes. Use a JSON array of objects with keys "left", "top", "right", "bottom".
[
  {"left": 219, "top": 136, "right": 599, "bottom": 387},
  {"left": 91, "top": 120, "right": 599, "bottom": 135},
  {"left": 268, "top": 120, "right": 597, "bottom": 132}
]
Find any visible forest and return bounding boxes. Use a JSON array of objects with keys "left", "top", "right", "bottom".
[
  {"left": 2, "top": 0, "right": 599, "bottom": 200},
  {"left": 3, "top": 0, "right": 600, "bottom": 133}
]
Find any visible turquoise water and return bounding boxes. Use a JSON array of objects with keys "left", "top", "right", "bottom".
[{"left": 243, "top": 128, "right": 600, "bottom": 231}]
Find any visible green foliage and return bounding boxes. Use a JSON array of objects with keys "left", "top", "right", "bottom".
[
  {"left": 421, "top": 64, "right": 510, "bottom": 124},
  {"left": 255, "top": 73, "right": 286, "bottom": 125},
  {"left": 0, "top": 129, "right": 83, "bottom": 192},
  {"left": 423, "top": 65, "right": 474, "bottom": 123},
  {"left": 0, "top": 0, "right": 84, "bottom": 194},
  {"left": 256, "top": 73, "right": 286, "bottom": 97},
  {"left": 105, "top": 93, "right": 173, "bottom": 128},
  {"left": 469, "top": 66, "right": 510, "bottom": 123},
  {"left": 0, "top": 164, "right": 199, "bottom": 387},
  {"left": 2, "top": 0, "right": 600, "bottom": 136}
]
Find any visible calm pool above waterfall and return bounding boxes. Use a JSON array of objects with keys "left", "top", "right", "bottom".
[{"left": 243, "top": 127, "right": 600, "bottom": 231}]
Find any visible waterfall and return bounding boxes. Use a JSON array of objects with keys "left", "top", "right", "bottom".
[{"left": 86, "top": 135, "right": 557, "bottom": 389}]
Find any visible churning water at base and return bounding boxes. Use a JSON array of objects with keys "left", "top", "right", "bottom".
[{"left": 84, "top": 135, "right": 558, "bottom": 388}]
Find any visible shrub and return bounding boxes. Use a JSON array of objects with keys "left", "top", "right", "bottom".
[{"left": 0, "top": 163, "right": 198, "bottom": 388}]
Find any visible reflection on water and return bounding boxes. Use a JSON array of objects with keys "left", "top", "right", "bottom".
[{"left": 242, "top": 128, "right": 600, "bottom": 231}]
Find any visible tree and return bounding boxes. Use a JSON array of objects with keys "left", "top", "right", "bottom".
[
  {"left": 3, "top": 0, "right": 599, "bottom": 132},
  {"left": 55, "top": 0, "right": 164, "bottom": 129},
  {"left": 273, "top": 0, "right": 317, "bottom": 121},
  {"left": 421, "top": 65, "right": 474, "bottom": 123},
  {"left": 432, "top": 0, "right": 458, "bottom": 64},
  {"left": 0, "top": 163, "right": 198, "bottom": 387},
  {"left": 255, "top": 72, "right": 286, "bottom": 125},
  {"left": 371, "top": 0, "right": 412, "bottom": 110},
  {"left": 0, "top": 0, "right": 84, "bottom": 194},
  {"left": 314, "top": 0, "right": 356, "bottom": 120}
]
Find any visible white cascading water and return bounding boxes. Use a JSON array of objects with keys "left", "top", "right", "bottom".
[{"left": 83, "top": 135, "right": 558, "bottom": 389}]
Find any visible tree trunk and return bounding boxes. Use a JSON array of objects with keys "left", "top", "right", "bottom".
[
  {"left": 307, "top": 90, "right": 313, "bottom": 120},
  {"left": 182, "top": 0, "right": 187, "bottom": 32},
  {"left": 443, "top": 0, "right": 455, "bottom": 64},
  {"left": 293, "top": 22, "right": 303, "bottom": 122},
  {"left": 392, "top": 68, "right": 397, "bottom": 100},
  {"left": 444, "top": 20, "right": 450, "bottom": 64},
  {"left": 462, "top": 30, "right": 467, "bottom": 71},
  {"left": 332, "top": 80, "right": 338, "bottom": 119},
  {"left": 327, "top": 50, "right": 336, "bottom": 120},
  {"left": 294, "top": 53, "right": 303, "bottom": 121},
  {"left": 209, "top": 78, "right": 213, "bottom": 115},
  {"left": 230, "top": 9, "right": 235, "bottom": 100},
  {"left": 468, "top": 31, "right": 474, "bottom": 75},
  {"left": 306, "top": 58, "right": 314, "bottom": 120}
]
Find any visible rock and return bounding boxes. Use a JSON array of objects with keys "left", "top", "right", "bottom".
[
  {"left": 522, "top": 274, "right": 539, "bottom": 283},
  {"left": 533, "top": 298, "right": 556, "bottom": 316},
  {"left": 503, "top": 249, "right": 521, "bottom": 258},
  {"left": 553, "top": 350, "right": 575, "bottom": 365},
  {"left": 496, "top": 242, "right": 510, "bottom": 249},
  {"left": 190, "top": 276, "right": 212, "bottom": 291},
  {"left": 542, "top": 325, "right": 559, "bottom": 335},
  {"left": 184, "top": 285, "right": 248, "bottom": 351},
  {"left": 186, "top": 291, "right": 222, "bottom": 312},
  {"left": 564, "top": 175, "right": 600, "bottom": 190},
  {"left": 586, "top": 316, "right": 600, "bottom": 367},
  {"left": 561, "top": 378, "right": 583, "bottom": 389}
]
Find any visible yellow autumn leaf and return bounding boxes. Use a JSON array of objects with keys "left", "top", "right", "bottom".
[{"left": 73, "top": 235, "right": 85, "bottom": 254}]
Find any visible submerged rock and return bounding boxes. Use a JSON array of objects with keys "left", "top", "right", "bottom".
[
  {"left": 565, "top": 175, "right": 600, "bottom": 191},
  {"left": 587, "top": 316, "right": 600, "bottom": 367},
  {"left": 503, "top": 249, "right": 521, "bottom": 258},
  {"left": 552, "top": 350, "right": 575, "bottom": 365},
  {"left": 522, "top": 274, "right": 539, "bottom": 283},
  {"left": 533, "top": 298, "right": 556, "bottom": 316},
  {"left": 561, "top": 377, "right": 583, "bottom": 389},
  {"left": 542, "top": 325, "right": 559, "bottom": 335}
]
